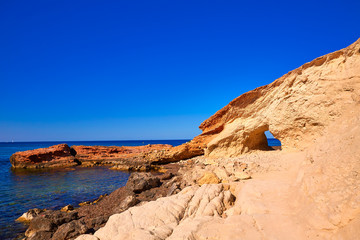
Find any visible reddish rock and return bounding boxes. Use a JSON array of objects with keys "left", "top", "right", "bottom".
[
  {"left": 10, "top": 144, "right": 77, "bottom": 169},
  {"left": 71, "top": 144, "right": 173, "bottom": 167}
]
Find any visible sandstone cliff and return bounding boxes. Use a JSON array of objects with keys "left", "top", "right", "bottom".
[
  {"left": 76, "top": 38, "right": 360, "bottom": 240},
  {"left": 173, "top": 38, "right": 360, "bottom": 158}
]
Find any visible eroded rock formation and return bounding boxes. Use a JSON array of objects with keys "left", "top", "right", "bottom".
[
  {"left": 76, "top": 38, "right": 360, "bottom": 240},
  {"left": 193, "top": 38, "right": 360, "bottom": 157},
  {"left": 10, "top": 144, "right": 77, "bottom": 169},
  {"left": 10, "top": 144, "right": 174, "bottom": 169},
  {"left": 71, "top": 144, "right": 173, "bottom": 168}
]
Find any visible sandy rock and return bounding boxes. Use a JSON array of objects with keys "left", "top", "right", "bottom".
[
  {"left": 213, "top": 166, "right": 229, "bottom": 181},
  {"left": 199, "top": 38, "right": 360, "bottom": 157},
  {"left": 75, "top": 235, "right": 99, "bottom": 240},
  {"left": 233, "top": 171, "right": 251, "bottom": 180},
  {"left": 76, "top": 184, "right": 235, "bottom": 240},
  {"left": 197, "top": 171, "right": 220, "bottom": 185}
]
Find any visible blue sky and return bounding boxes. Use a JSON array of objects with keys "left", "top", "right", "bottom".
[{"left": 0, "top": 0, "right": 359, "bottom": 141}]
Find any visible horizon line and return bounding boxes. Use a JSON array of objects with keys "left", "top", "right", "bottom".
[{"left": 0, "top": 138, "right": 280, "bottom": 143}]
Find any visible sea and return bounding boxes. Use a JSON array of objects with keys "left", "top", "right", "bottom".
[{"left": 0, "top": 138, "right": 280, "bottom": 239}]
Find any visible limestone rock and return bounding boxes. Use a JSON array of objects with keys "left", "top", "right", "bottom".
[
  {"left": 16, "top": 208, "right": 45, "bottom": 223},
  {"left": 10, "top": 144, "right": 77, "bottom": 169},
  {"left": 197, "top": 172, "right": 220, "bottom": 185},
  {"left": 76, "top": 184, "right": 235, "bottom": 240},
  {"left": 199, "top": 38, "right": 360, "bottom": 157},
  {"left": 74, "top": 38, "right": 360, "bottom": 240},
  {"left": 233, "top": 171, "right": 251, "bottom": 180}
]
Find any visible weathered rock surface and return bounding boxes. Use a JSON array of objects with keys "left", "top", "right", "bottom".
[
  {"left": 125, "top": 172, "right": 161, "bottom": 193},
  {"left": 199, "top": 38, "right": 360, "bottom": 157},
  {"left": 10, "top": 144, "right": 77, "bottom": 169},
  {"left": 22, "top": 164, "right": 181, "bottom": 240},
  {"left": 10, "top": 144, "right": 176, "bottom": 169},
  {"left": 75, "top": 39, "right": 360, "bottom": 240},
  {"left": 72, "top": 144, "right": 173, "bottom": 167},
  {"left": 76, "top": 184, "right": 235, "bottom": 240},
  {"left": 16, "top": 208, "right": 46, "bottom": 223}
]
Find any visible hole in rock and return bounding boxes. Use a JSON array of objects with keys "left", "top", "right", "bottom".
[{"left": 265, "top": 130, "right": 282, "bottom": 150}]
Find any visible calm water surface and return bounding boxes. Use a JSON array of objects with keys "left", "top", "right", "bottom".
[{"left": 0, "top": 140, "right": 188, "bottom": 240}]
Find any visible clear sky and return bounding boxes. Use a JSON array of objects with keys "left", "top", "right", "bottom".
[{"left": 0, "top": 0, "right": 359, "bottom": 142}]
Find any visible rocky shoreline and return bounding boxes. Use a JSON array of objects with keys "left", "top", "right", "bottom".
[
  {"left": 11, "top": 38, "right": 360, "bottom": 239},
  {"left": 18, "top": 152, "right": 266, "bottom": 240},
  {"left": 17, "top": 162, "right": 182, "bottom": 240}
]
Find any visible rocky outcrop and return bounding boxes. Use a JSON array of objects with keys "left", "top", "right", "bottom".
[
  {"left": 196, "top": 38, "right": 360, "bottom": 157},
  {"left": 76, "top": 184, "right": 235, "bottom": 240},
  {"left": 76, "top": 39, "right": 360, "bottom": 240},
  {"left": 125, "top": 172, "right": 161, "bottom": 193},
  {"left": 71, "top": 144, "right": 173, "bottom": 168},
  {"left": 128, "top": 39, "right": 360, "bottom": 161},
  {"left": 16, "top": 208, "right": 45, "bottom": 223},
  {"left": 10, "top": 144, "right": 77, "bottom": 169},
  {"left": 158, "top": 38, "right": 360, "bottom": 159},
  {"left": 10, "top": 144, "right": 175, "bottom": 169},
  {"left": 22, "top": 164, "right": 183, "bottom": 240}
]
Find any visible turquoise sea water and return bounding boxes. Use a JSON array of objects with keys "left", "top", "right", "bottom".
[{"left": 0, "top": 139, "right": 280, "bottom": 239}]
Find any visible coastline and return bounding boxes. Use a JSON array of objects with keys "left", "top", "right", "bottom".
[
  {"left": 18, "top": 162, "right": 184, "bottom": 239},
  {"left": 8, "top": 39, "right": 360, "bottom": 239},
  {"left": 8, "top": 140, "right": 281, "bottom": 240}
]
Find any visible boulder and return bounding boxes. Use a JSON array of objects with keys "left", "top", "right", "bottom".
[
  {"left": 126, "top": 172, "right": 161, "bottom": 193},
  {"left": 25, "top": 211, "right": 78, "bottom": 238},
  {"left": 10, "top": 144, "right": 77, "bottom": 169},
  {"left": 16, "top": 208, "right": 45, "bottom": 223},
  {"left": 52, "top": 219, "right": 89, "bottom": 240}
]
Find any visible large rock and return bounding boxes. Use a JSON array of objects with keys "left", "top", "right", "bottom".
[
  {"left": 25, "top": 211, "right": 78, "bottom": 239},
  {"left": 76, "top": 184, "right": 235, "bottom": 240},
  {"left": 125, "top": 172, "right": 161, "bottom": 193},
  {"left": 198, "top": 38, "right": 360, "bottom": 157},
  {"left": 16, "top": 208, "right": 45, "bottom": 223},
  {"left": 162, "top": 38, "right": 360, "bottom": 159},
  {"left": 10, "top": 144, "right": 77, "bottom": 169}
]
